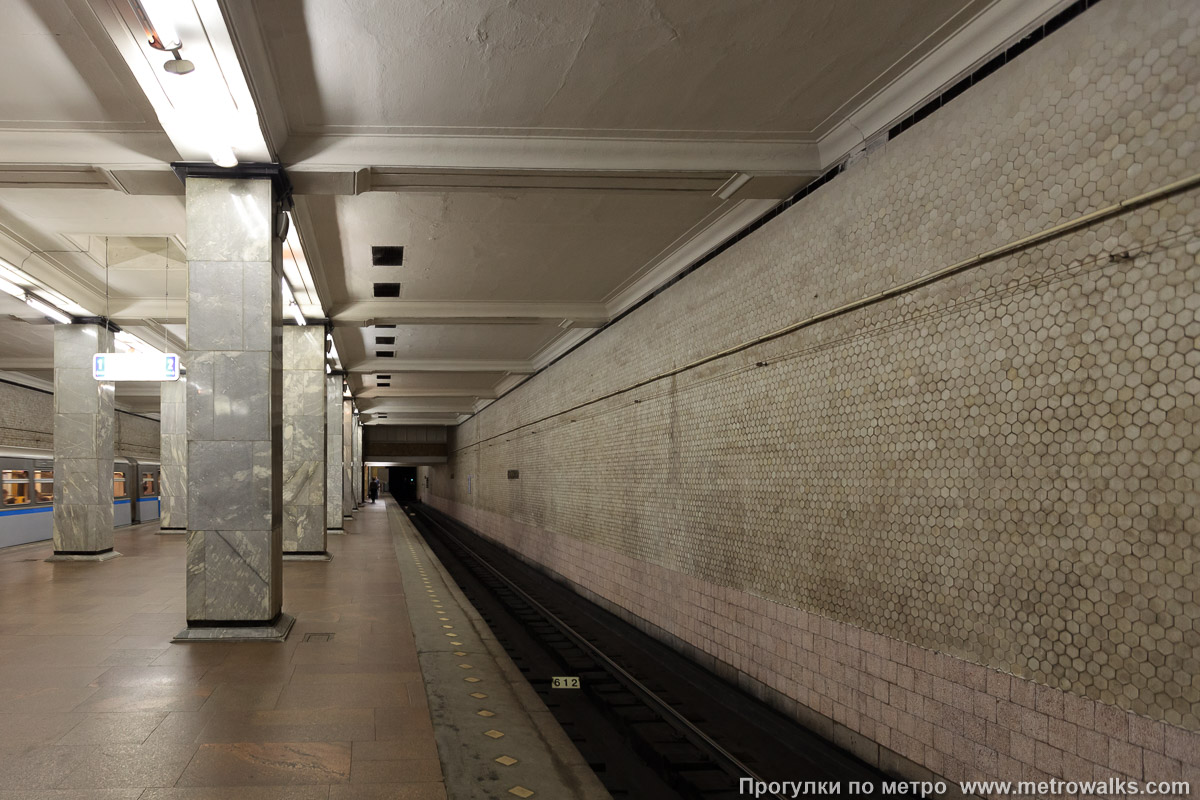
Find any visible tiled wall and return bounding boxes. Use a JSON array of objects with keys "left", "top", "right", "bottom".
[
  {"left": 0, "top": 381, "right": 53, "bottom": 450},
  {"left": 423, "top": 0, "right": 1199, "bottom": 792},
  {"left": 0, "top": 380, "right": 160, "bottom": 461},
  {"left": 115, "top": 410, "right": 161, "bottom": 461}
]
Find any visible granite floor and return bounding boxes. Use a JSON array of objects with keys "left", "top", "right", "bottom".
[{"left": 0, "top": 499, "right": 446, "bottom": 800}]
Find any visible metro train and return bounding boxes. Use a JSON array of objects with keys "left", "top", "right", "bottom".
[{"left": 0, "top": 447, "right": 160, "bottom": 549}]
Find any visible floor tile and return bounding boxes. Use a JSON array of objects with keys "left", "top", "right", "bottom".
[{"left": 178, "top": 742, "right": 352, "bottom": 786}]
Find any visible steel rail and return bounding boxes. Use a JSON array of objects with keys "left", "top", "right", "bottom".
[{"left": 411, "top": 505, "right": 789, "bottom": 800}]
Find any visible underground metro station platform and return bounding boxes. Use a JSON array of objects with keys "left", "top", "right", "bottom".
[{"left": 0, "top": 0, "right": 1197, "bottom": 797}]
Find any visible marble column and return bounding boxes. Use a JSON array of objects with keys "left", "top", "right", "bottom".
[
  {"left": 325, "top": 374, "right": 344, "bottom": 532},
  {"left": 158, "top": 376, "right": 186, "bottom": 532},
  {"left": 352, "top": 415, "right": 363, "bottom": 505},
  {"left": 47, "top": 323, "right": 119, "bottom": 562},
  {"left": 282, "top": 326, "right": 329, "bottom": 560},
  {"left": 176, "top": 174, "right": 292, "bottom": 641},
  {"left": 342, "top": 397, "right": 355, "bottom": 514}
]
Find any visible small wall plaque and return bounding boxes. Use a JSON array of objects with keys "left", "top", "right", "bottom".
[{"left": 507, "top": 470, "right": 519, "bottom": 480}]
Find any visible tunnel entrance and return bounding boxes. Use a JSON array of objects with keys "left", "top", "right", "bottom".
[{"left": 389, "top": 467, "right": 417, "bottom": 502}]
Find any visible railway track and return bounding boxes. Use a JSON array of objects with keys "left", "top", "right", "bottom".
[{"left": 404, "top": 502, "right": 889, "bottom": 800}]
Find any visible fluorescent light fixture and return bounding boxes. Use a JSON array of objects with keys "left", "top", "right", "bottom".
[
  {"left": 25, "top": 294, "right": 71, "bottom": 324},
  {"left": 128, "top": 0, "right": 182, "bottom": 51},
  {"left": 716, "top": 172, "right": 753, "bottom": 200},
  {"left": 210, "top": 144, "right": 238, "bottom": 169},
  {"left": 0, "top": 275, "right": 23, "bottom": 298},
  {"left": 114, "top": 330, "right": 164, "bottom": 356}
]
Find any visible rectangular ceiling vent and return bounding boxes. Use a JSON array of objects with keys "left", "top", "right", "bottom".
[
  {"left": 375, "top": 336, "right": 396, "bottom": 345},
  {"left": 375, "top": 324, "right": 396, "bottom": 329},
  {"left": 376, "top": 375, "right": 391, "bottom": 380},
  {"left": 377, "top": 383, "right": 391, "bottom": 387},
  {"left": 372, "top": 246, "right": 404, "bottom": 266},
  {"left": 373, "top": 283, "right": 402, "bottom": 297},
  {"left": 376, "top": 350, "right": 395, "bottom": 358}
]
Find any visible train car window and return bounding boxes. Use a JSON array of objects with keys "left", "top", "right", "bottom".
[
  {"left": 141, "top": 472, "right": 156, "bottom": 496},
  {"left": 34, "top": 469, "right": 53, "bottom": 503},
  {"left": 113, "top": 471, "right": 128, "bottom": 498},
  {"left": 2, "top": 469, "right": 30, "bottom": 505}
]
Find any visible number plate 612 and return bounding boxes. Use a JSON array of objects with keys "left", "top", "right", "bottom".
[{"left": 551, "top": 676, "right": 581, "bottom": 689}]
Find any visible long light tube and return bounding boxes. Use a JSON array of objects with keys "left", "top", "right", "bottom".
[
  {"left": 128, "top": 0, "right": 182, "bottom": 51},
  {"left": 25, "top": 294, "right": 71, "bottom": 324},
  {"left": 0, "top": 275, "right": 23, "bottom": 298}
]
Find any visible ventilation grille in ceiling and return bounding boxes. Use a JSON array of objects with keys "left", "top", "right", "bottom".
[
  {"left": 373, "top": 283, "right": 401, "bottom": 297},
  {"left": 372, "top": 246, "right": 404, "bottom": 266},
  {"left": 375, "top": 324, "right": 396, "bottom": 329},
  {"left": 376, "top": 375, "right": 392, "bottom": 380},
  {"left": 375, "top": 336, "right": 395, "bottom": 345},
  {"left": 376, "top": 350, "right": 395, "bottom": 358}
]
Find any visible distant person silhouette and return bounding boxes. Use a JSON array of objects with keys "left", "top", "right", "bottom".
[{"left": 369, "top": 477, "right": 380, "bottom": 504}]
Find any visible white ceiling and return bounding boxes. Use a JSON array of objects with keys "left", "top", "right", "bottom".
[
  {"left": 252, "top": 0, "right": 990, "bottom": 140},
  {"left": 0, "top": 0, "right": 1071, "bottom": 424}
]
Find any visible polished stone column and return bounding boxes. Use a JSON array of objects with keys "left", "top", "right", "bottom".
[
  {"left": 343, "top": 398, "right": 355, "bottom": 514},
  {"left": 158, "top": 376, "right": 186, "bottom": 533},
  {"left": 325, "top": 375, "right": 344, "bottom": 532},
  {"left": 282, "top": 326, "right": 329, "bottom": 560},
  {"left": 48, "top": 323, "right": 119, "bottom": 562},
  {"left": 176, "top": 175, "right": 292, "bottom": 641},
  {"left": 352, "top": 415, "right": 363, "bottom": 505}
]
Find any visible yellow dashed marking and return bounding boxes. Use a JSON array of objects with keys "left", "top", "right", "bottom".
[
  {"left": 465, "top": 677, "right": 481, "bottom": 683},
  {"left": 470, "top": 692, "right": 487, "bottom": 699},
  {"left": 477, "top": 709, "right": 495, "bottom": 718},
  {"left": 484, "top": 729, "right": 504, "bottom": 739},
  {"left": 495, "top": 755, "right": 518, "bottom": 766},
  {"left": 454, "top": 651, "right": 467, "bottom": 656},
  {"left": 458, "top": 663, "right": 473, "bottom": 669},
  {"left": 445, "top": 633, "right": 457, "bottom": 637},
  {"left": 508, "top": 787, "right": 534, "bottom": 798},
  {"left": 442, "top": 625, "right": 454, "bottom": 629},
  {"left": 450, "top": 641, "right": 462, "bottom": 645}
]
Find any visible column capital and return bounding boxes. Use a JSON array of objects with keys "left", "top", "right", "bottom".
[{"left": 170, "top": 162, "right": 292, "bottom": 206}]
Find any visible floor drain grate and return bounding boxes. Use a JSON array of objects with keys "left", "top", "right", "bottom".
[{"left": 303, "top": 633, "right": 335, "bottom": 642}]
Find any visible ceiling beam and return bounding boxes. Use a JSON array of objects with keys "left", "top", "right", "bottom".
[
  {"left": 358, "top": 400, "right": 478, "bottom": 414},
  {"left": 331, "top": 301, "right": 608, "bottom": 328},
  {"left": 281, "top": 135, "right": 822, "bottom": 175},
  {"left": 289, "top": 166, "right": 816, "bottom": 199},
  {"left": 0, "top": 358, "right": 53, "bottom": 371},
  {"left": 364, "top": 417, "right": 466, "bottom": 427},
  {"left": 355, "top": 388, "right": 499, "bottom": 400},
  {"left": 347, "top": 359, "right": 534, "bottom": 374}
]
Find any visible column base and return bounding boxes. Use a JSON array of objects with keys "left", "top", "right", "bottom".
[
  {"left": 283, "top": 552, "right": 333, "bottom": 562},
  {"left": 328, "top": 527, "right": 346, "bottom": 535},
  {"left": 46, "top": 550, "right": 122, "bottom": 563},
  {"left": 173, "top": 612, "right": 295, "bottom": 643},
  {"left": 157, "top": 527, "right": 187, "bottom": 535}
]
